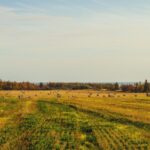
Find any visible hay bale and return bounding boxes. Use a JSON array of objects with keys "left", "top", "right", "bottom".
[
  {"left": 146, "top": 93, "right": 150, "bottom": 97},
  {"left": 88, "top": 93, "right": 92, "bottom": 98},
  {"left": 57, "top": 93, "right": 61, "bottom": 98},
  {"left": 108, "top": 94, "right": 114, "bottom": 97},
  {"left": 18, "top": 95, "right": 23, "bottom": 100}
]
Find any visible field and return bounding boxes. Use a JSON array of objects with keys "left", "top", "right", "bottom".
[{"left": 0, "top": 90, "right": 150, "bottom": 150}]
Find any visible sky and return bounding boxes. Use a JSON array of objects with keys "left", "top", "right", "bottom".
[{"left": 0, "top": 0, "right": 150, "bottom": 82}]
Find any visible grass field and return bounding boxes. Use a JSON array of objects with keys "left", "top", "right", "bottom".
[{"left": 0, "top": 90, "right": 150, "bottom": 150}]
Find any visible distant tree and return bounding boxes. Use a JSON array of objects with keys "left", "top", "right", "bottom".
[
  {"left": 3, "top": 81, "right": 13, "bottom": 90},
  {"left": 39, "top": 82, "right": 44, "bottom": 90},
  {"left": 143, "top": 80, "right": 150, "bottom": 93},
  {"left": 0, "top": 79, "right": 2, "bottom": 90},
  {"left": 121, "top": 84, "right": 135, "bottom": 92},
  {"left": 134, "top": 83, "right": 139, "bottom": 93},
  {"left": 0, "top": 80, "right": 149, "bottom": 92},
  {"left": 114, "top": 82, "right": 119, "bottom": 90}
]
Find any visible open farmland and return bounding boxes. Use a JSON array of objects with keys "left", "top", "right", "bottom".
[{"left": 0, "top": 90, "right": 150, "bottom": 150}]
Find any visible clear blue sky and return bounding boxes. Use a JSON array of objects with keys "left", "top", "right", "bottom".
[{"left": 0, "top": 0, "right": 150, "bottom": 82}]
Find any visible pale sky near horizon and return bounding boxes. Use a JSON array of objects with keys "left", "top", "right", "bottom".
[{"left": 0, "top": 0, "right": 150, "bottom": 82}]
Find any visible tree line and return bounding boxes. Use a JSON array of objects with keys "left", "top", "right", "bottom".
[{"left": 0, "top": 80, "right": 149, "bottom": 93}]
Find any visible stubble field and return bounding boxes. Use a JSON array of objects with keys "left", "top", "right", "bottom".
[{"left": 0, "top": 90, "right": 150, "bottom": 150}]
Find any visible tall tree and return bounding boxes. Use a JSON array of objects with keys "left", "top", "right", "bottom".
[
  {"left": 114, "top": 82, "right": 119, "bottom": 90},
  {"left": 143, "top": 80, "right": 149, "bottom": 93}
]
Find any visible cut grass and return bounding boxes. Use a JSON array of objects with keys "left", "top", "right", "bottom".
[{"left": 0, "top": 90, "right": 150, "bottom": 149}]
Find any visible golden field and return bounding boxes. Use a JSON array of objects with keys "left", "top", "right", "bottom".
[{"left": 0, "top": 90, "right": 150, "bottom": 150}]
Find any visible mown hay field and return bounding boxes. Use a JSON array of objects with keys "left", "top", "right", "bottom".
[{"left": 0, "top": 90, "right": 150, "bottom": 150}]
